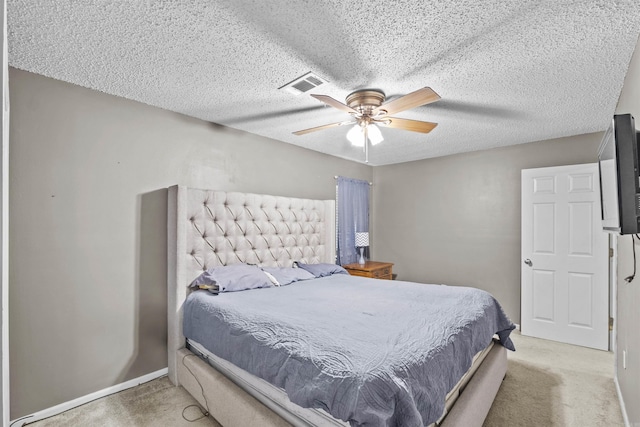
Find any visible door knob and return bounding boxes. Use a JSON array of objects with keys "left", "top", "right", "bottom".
[{"left": 524, "top": 259, "right": 533, "bottom": 266}]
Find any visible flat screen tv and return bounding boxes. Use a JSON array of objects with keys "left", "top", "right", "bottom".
[{"left": 597, "top": 113, "right": 640, "bottom": 234}]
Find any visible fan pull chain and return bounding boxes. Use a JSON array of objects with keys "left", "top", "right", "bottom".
[{"left": 364, "top": 125, "right": 369, "bottom": 163}]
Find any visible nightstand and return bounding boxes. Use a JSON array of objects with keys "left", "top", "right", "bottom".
[{"left": 343, "top": 261, "right": 394, "bottom": 280}]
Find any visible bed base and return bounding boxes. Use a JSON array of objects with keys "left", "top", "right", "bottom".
[
  {"left": 177, "top": 348, "right": 291, "bottom": 427},
  {"left": 174, "top": 344, "right": 506, "bottom": 427},
  {"left": 440, "top": 343, "right": 507, "bottom": 427},
  {"left": 168, "top": 185, "right": 508, "bottom": 426}
]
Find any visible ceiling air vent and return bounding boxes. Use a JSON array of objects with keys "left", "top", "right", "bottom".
[{"left": 279, "top": 72, "right": 328, "bottom": 95}]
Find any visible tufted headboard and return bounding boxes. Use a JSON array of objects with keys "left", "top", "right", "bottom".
[{"left": 167, "top": 185, "right": 336, "bottom": 384}]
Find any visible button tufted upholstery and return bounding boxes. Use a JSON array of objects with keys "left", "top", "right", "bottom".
[
  {"left": 183, "top": 188, "right": 335, "bottom": 284},
  {"left": 168, "top": 185, "right": 336, "bottom": 385}
]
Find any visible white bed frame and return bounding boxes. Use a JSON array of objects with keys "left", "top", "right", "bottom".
[{"left": 167, "top": 185, "right": 507, "bottom": 427}]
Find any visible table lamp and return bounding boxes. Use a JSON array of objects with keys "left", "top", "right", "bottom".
[{"left": 354, "top": 232, "right": 369, "bottom": 265}]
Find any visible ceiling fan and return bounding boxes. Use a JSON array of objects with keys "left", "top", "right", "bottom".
[{"left": 293, "top": 87, "right": 441, "bottom": 162}]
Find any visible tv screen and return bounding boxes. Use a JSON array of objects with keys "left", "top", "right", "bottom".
[{"left": 597, "top": 114, "right": 640, "bottom": 234}]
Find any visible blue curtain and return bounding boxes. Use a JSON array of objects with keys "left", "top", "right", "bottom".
[{"left": 337, "top": 176, "right": 370, "bottom": 265}]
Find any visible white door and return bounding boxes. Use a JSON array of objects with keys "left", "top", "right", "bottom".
[{"left": 521, "top": 163, "right": 609, "bottom": 350}]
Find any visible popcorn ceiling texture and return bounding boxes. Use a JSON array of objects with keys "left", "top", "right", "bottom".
[{"left": 8, "top": 1, "right": 640, "bottom": 165}]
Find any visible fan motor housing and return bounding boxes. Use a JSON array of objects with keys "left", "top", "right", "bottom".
[{"left": 346, "top": 90, "right": 386, "bottom": 114}]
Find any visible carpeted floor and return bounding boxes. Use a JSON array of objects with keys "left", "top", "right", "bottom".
[
  {"left": 484, "top": 331, "right": 624, "bottom": 427},
  {"left": 26, "top": 332, "right": 623, "bottom": 426},
  {"left": 25, "top": 377, "right": 221, "bottom": 427}
]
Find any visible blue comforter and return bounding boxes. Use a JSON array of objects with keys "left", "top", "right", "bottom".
[{"left": 183, "top": 275, "right": 515, "bottom": 426}]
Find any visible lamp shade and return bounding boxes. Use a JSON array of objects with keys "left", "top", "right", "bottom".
[{"left": 355, "top": 232, "right": 369, "bottom": 247}]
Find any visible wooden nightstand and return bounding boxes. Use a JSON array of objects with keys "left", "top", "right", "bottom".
[{"left": 343, "top": 261, "right": 394, "bottom": 280}]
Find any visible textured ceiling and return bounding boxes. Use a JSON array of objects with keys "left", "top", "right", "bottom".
[{"left": 8, "top": 1, "right": 640, "bottom": 165}]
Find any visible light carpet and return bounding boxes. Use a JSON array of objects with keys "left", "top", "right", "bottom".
[
  {"left": 26, "top": 332, "right": 623, "bottom": 426},
  {"left": 484, "top": 331, "right": 623, "bottom": 427},
  {"left": 25, "top": 376, "right": 220, "bottom": 427}
]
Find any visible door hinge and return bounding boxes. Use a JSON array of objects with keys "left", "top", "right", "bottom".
[
  {"left": 609, "top": 317, "right": 614, "bottom": 331},
  {"left": 610, "top": 248, "right": 614, "bottom": 258}
]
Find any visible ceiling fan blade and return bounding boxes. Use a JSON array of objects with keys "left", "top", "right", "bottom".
[
  {"left": 377, "top": 117, "right": 438, "bottom": 134},
  {"left": 293, "top": 120, "right": 355, "bottom": 136},
  {"left": 311, "top": 94, "right": 358, "bottom": 114},
  {"left": 373, "top": 87, "right": 441, "bottom": 116}
]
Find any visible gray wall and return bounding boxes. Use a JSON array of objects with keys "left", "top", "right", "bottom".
[
  {"left": 371, "top": 133, "right": 603, "bottom": 323},
  {"left": 613, "top": 35, "right": 640, "bottom": 425},
  {"left": 1, "top": 2, "right": 8, "bottom": 424},
  {"left": 8, "top": 68, "right": 372, "bottom": 418}
]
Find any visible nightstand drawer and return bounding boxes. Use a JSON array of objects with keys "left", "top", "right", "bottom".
[
  {"left": 343, "top": 261, "right": 394, "bottom": 280},
  {"left": 372, "top": 266, "right": 392, "bottom": 279}
]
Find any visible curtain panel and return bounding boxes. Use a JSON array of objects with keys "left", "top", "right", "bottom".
[{"left": 337, "top": 176, "right": 370, "bottom": 265}]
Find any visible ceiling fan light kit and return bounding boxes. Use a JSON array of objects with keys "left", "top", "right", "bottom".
[
  {"left": 346, "top": 123, "right": 383, "bottom": 147},
  {"left": 293, "top": 87, "right": 441, "bottom": 163}
]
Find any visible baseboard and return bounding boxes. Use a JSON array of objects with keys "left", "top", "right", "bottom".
[
  {"left": 514, "top": 323, "right": 521, "bottom": 331},
  {"left": 615, "top": 375, "right": 631, "bottom": 427},
  {"left": 9, "top": 367, "right": 168, "bottom": 427}
]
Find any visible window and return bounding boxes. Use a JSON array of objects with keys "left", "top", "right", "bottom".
[{"left": 336, "top": 176, "right": 370, "bottom": 265}]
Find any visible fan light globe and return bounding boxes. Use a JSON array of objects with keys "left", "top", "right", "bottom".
[
  {"left": 368, "top": 124, "right": 384, "bottom": 145},
  {"left": 347, "top": 125, "right": 365, "bottom": 147},
  {"left": 346, "top": 124, "right": 384, "bottom": 147}
]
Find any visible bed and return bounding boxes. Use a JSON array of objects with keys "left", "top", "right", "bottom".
[{"left": 167, "top": 185, "right": 515, "bottom": 427}]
